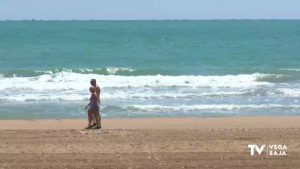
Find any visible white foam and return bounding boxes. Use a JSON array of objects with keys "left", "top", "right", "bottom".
[
  {"left": 33, "top": 67, "right": 136, "bottom": 75},
  {"left": 126, "top": 104, "right": 300, "bottom": 112},
  {"left": 278, "top": 88, "right": 300, "bottom": 97},
  {"left": 280, "top": 68, "right": 300, "bottom": 72},
  {"left": 106, "top": 67, "right": 136, "bottom": 75},
  {"left": 0, "top": 72, "right": 273, "bottom": 90},
  {"left": 0, "top": 72, "right": 279, "bottom": 102},
  {"left": 103, "top": 91, "right": 247, "bottom": 99},
  {"left": 0, "top": 94, "right": 89, "bottom": 102},
  {"left": 0, "top": 90, "right": 248, "bottom": 102}
]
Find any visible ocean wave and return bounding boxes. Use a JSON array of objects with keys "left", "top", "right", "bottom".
[
  {"left": 280, "top": 68, "right": 300, "bottom": 72},
  {"left": 0, "top": 67, "right": 138, "bottom": 77},
  {"left": 0, "top": 94, "right": 89, "bottom": 102},
  {"left": 111, "top": 91, "right": 248, "bottom": 99},
  {"left": 277, "top": 88, "right": 300, "bottom": 97},
  {"left": 2, "top": 86, "right": 298, "bottom": 102},
  {"left": 0, "top": 72, "right": 274, "bottom": 91},
  {"left": 105, "top": 67, "right": 136, "bottom": 75},
  {"left": 36, "top": 67, "right": 137, "bottom": 75},
  {"left": 105, "top": 104, "right": 300, "bottom": 112},
  {"left": 255, "top": 74, "right": 287, "bottom": 83},
  {"left": 0, "top": 90, "right": 249, "bottom": 102}
]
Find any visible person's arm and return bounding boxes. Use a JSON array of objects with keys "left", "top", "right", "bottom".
[
  {"left": 93, "top": 91, "right": 98, "bottom": 99},
  {"left": 85, "top": 102, "right": 90, "bottom": 109}
]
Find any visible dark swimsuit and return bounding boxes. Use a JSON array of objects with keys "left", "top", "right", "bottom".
[{"left": 88, "top": 94, "right": 99, "bottom": 113}]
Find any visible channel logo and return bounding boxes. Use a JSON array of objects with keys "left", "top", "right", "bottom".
[{"left": 248, "top": 144, "right": 287, "bottom": 156}]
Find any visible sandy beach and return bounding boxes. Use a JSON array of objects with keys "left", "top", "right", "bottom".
[{"left": 1, "top": 116, "right": 300, "bottom": 169}]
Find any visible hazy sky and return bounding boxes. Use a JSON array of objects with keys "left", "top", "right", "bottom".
[{"left": 0, "top": 0, "right": 300, "bottom": 20}]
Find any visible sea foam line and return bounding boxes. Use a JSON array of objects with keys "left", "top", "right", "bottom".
[
  {"left": 34, "top": 67, "right": 137, "bottom": 75},
  {"left": 0, "top": 90, "right": 248, "bottom": 102},
  {"left": 280, "top": 68, "right": 300, "bottom": 72},
  {"left": 0, "top": 72, "right": 275, "bottom": 91},
  {"left": 125, "top": 104, "right": 300, "bottom": 112}
]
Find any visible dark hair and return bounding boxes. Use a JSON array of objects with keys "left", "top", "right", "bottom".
[{"left": 90, "top": 79, "right": 96, "bottom": 83}]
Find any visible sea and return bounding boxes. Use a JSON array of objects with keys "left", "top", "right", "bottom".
[{"left": 0, "top": 20, "right": 299, "bottom": 119}]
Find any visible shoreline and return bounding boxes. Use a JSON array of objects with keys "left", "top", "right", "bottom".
[{"left": 1, "top": 116, "right": 300, "bottom": 130}]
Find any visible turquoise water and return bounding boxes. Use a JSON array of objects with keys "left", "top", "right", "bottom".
[{"left": 0, "top": 20, "right": 299, "bottom": 119}]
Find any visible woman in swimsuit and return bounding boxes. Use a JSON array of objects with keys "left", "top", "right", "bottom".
[{"left": 85, "top": 86, "right": 101, "bottom": 129}]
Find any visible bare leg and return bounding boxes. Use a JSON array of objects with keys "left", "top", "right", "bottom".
[
  {"left": 92, "top": 114, "right": 96, "bottom": 126},
  {"left": 93, "top": 110, "right": 101, "bottom": 128},
  {"left": 88, "top": 111, "right": 94, "bottom": 126},
  {"left": 98, "top": 110, "right": 101, "bottom": 127}
]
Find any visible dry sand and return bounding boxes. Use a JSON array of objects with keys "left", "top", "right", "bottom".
[{"left": 1, "top": 117, "right": 300, "bottom": 169}]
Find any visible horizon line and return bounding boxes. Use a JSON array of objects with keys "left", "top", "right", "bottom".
[{"left": 1, "top": 19, "right": 300, "bottom": 22}]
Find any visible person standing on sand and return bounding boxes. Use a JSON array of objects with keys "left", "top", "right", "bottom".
[
  {"left": 85, "top": 86, "right": 101, "bottom": 129},
  {"left": 85, "top": 79, "right": 101, "bottom": 129}
]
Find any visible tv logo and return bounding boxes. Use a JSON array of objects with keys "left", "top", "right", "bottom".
[
  {"left": 248, "top": 144, "right": 265, "bottom": 155},
  {"left": 248, "top": 144, "right": 287, "bottom": 156}
]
